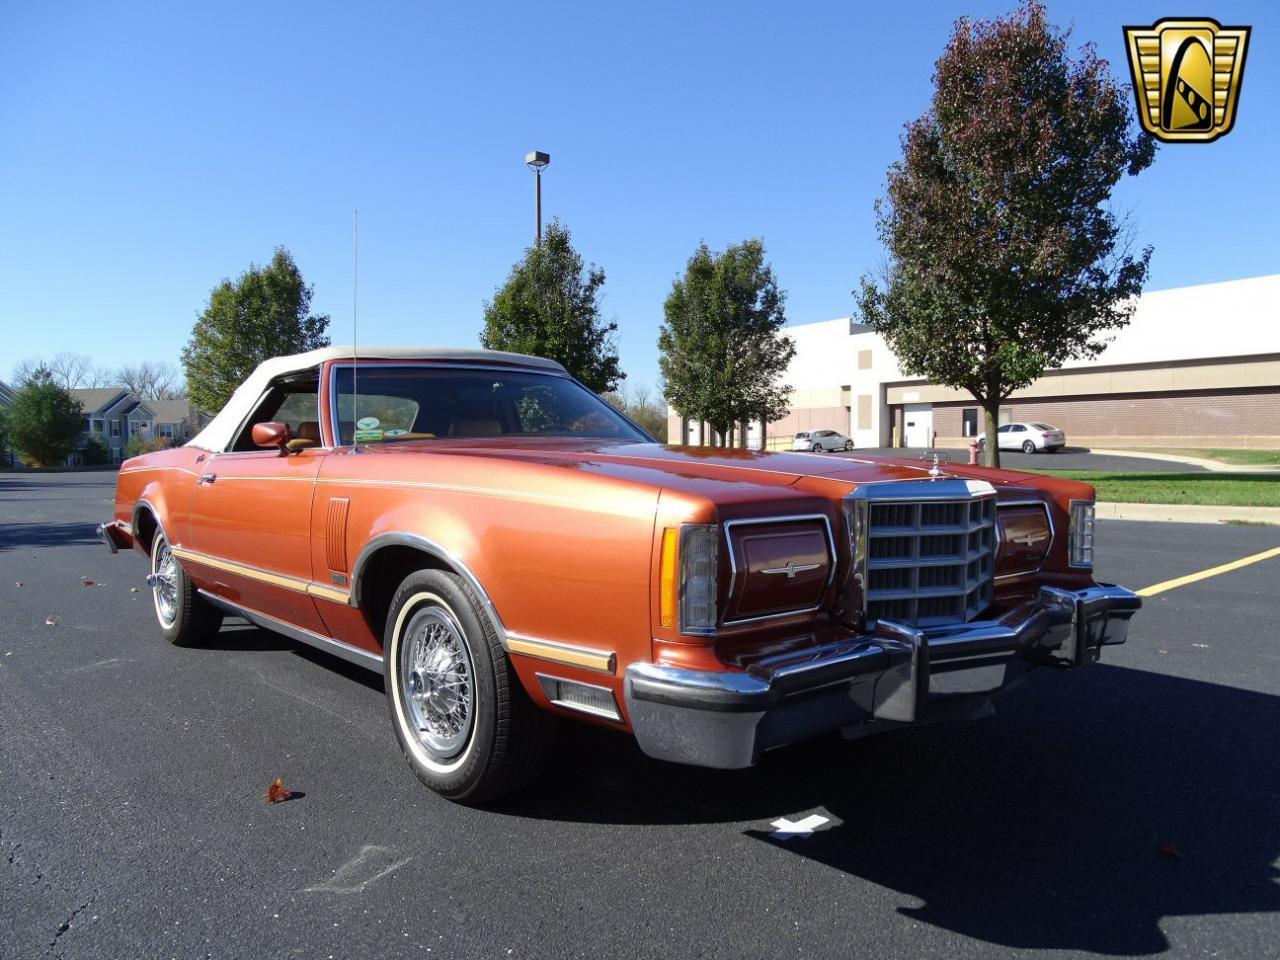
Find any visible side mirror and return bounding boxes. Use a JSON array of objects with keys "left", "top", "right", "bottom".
[{"left": 252, "top": 421, "right": 291, "bottom": 455}]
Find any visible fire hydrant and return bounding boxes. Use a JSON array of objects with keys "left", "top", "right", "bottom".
[{"left": 969, "top": 440, "right": 980, "bottom": 465}]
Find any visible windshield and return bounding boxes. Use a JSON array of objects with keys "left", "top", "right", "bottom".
[{"left": 332, "top": 365, "right": 649, "bottom": 445}]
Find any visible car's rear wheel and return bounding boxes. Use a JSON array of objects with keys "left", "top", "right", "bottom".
[
  {"left": 150, "top": 529, "right": 223, "bottom": 646},
  {"left": 1022, "top": 440, "right": 1036, "bottom": 454},
  {"left": 811, "top": 442, "right": 822, "bottom": 452},
  {"left": 385, "top": 569, "right": 554, "bottom": 804}
]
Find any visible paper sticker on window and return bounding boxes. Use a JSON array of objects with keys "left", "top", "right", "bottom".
[
  {"left": 385, "top": 428, "right": 407, "bottom": 437},
  {"left": 356, "top": 416, "right": 380, "bottom": 430},
  {"left": 353, "top": 429, "right": 383, "bottom": 442}
]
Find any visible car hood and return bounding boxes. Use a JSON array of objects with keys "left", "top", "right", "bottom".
[{"left": 360, "top": 438, "right": 970, "bottom": 495}]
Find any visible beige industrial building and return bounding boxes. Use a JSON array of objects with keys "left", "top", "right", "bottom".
[{"left": 668, "top": 274, "right": 1280, "bottom": 450}]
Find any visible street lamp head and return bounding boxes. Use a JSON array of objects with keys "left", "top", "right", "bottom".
[{"left": 525, "top": 150, "right": 550, "bottom": 171}]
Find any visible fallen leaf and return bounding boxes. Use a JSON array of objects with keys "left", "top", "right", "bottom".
[
  {"left": 267, "top": 777, "right": 293, "bottom": 804},
  {"left": 81, "top": 579, "right": 94, "bottom": 586},
  {"left": 1157, "top": 649, "right": 1168, "bottom": 655},
  {"left": 1191, "top": 643, "right": 1209, "bottom": 649},
  {"left": 1160, "top": 841, "right": 1184, "bottom": 860},
  {"left": 129, "top": 587, "right": 138, "bottom": 593},
  {"left": 45, "top": 615, "right": 59, "bottom": 626},
  {"left": 14, "top": 582, "right": 21, "bottom": 588}
]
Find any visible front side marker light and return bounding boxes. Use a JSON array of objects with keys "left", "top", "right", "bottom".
[{"left": 659, "top": 527, "right": 678, "bottom": 628}]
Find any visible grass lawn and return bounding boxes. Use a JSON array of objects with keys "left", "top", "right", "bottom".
[
  {"left": 1145, "top": 448, "right": 1280, "bottom": 466},
  {"left": 1028, "top": 470, "right": 1280, "bottom": 507}
]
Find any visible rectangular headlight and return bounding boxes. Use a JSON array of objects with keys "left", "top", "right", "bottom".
[
  {"left": 1069, "top": 501, "right": 1095, "bottom": 568},
  {"left": 679, "top": 524, "right": 718, "bottom": 635}
]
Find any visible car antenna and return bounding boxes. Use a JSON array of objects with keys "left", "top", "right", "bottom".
[{"left": 351, "top": 207, "right": 360, "bottom": 453}]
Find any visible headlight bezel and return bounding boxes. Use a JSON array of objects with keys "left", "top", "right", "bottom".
[
  {"left": 678, "top": 523, "right": 719, "bottom": 636},
  {"left": 1068, "top": 500, "right": 1095, "bottom": 569}
]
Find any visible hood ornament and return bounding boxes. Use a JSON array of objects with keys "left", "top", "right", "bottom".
[{"left": 921, "top": 450, "right": 951, "bottom": 479}]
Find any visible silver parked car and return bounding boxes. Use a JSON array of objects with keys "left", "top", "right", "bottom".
[
  {"left": 977, "top": 422, "right": 1066, "bottom": 454},
  {"left": 793, "top": 429, "right": 854, "bottom": 452}
]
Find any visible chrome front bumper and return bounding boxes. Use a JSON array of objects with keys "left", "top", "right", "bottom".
[{"left": 624, "top": 585, "right": 1141, "bottom": 769}]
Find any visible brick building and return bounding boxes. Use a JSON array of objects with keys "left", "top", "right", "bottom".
[{"left": 668, "top": 274, "right": 1280, "bottom": 450}]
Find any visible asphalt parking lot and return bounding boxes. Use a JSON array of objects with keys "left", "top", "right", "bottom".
[{"left": 2, "top": 472, "right": 1278, "bottom": 960}]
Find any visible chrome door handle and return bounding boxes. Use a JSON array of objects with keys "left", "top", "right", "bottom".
[{"left": 198, "top": 473, "right": 217, "bottom": 485}]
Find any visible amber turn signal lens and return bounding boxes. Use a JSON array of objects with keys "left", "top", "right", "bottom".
[{"left": 659, "top": 527, "right": 678, "bottom": 628}]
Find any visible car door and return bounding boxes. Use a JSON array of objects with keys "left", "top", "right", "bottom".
[
  {"left": 182, "top": 373, "right": 330, "bottom": 634},
  {"left": 997, "top": 424, "right": 1016, "bottom": 450}
]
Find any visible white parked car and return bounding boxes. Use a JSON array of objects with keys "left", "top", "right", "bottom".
[
  {"left": 793, "top": 429, "right": 854, "bottom": 452},
  {"left": 977, "top": 422, "right": 1066, "bottom": 454}
]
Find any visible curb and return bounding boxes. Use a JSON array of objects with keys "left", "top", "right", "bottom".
[
  {"left": 1088, "top": 449, "right": 1280, "bottom": 474},
  {"left": 1097, "top": 502, "right": 1280, "bottom": 524}
]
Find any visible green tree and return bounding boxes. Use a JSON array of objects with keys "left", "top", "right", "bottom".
[
  {"left": 481, "top": 220, "right": 623, "bottom": 393},
  {"left": 182, "top": 247, "right": 330, "bottom": 413},
  {"left": 856, "top": 2, "right": 1155, "bottom": 466},
  {"left": 0, "top": 408, "right": 10, "bottom": 462},
  {"left": 604, "top": 383, "right": 667, "bottom": 440},
  {"left": 81, "top": 434, "right": 111, "bottom": 466},
  {"left": 7, "top": 370, "right": 85, "bottom": 466},
  {"left": 659, "top": 239, "right": 795, "bottom": 446}
]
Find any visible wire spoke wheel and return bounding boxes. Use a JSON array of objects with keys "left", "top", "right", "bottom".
[
  {"left": 400, "top": 605, "right": 475, "bottom": 759},
  {"left": 153, "top": 538, "right": 180, "bottom": 627}
]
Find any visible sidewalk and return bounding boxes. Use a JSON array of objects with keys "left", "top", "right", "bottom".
[
  {"left": 1089, "top": 449, "right": 1280, "bottom": 474},
  {"left": 1099, "top": 502, "right": 1280, "bottom": 524}
]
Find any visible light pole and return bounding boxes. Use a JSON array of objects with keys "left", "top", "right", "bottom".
[{"left": 525, "top": 150, "right": 550, "bottom": 246}]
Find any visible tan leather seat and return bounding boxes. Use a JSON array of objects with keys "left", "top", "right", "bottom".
[{"left": 295, "top": 421, "right": 322, "bottom": 443}]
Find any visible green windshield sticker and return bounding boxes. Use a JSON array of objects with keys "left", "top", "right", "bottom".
[{"left": 353, "top": 429, "right": 384, "bottom": 442}]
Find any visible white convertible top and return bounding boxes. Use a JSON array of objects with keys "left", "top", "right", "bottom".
[{"left": 187, "top": 346, "right": 566, "bottom": 452}]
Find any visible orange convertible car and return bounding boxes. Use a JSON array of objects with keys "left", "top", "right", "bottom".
[{"left": 100, "top": 347, "right": 1141, "bottom": 803}]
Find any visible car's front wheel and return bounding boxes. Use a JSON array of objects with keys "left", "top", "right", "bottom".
[
  {"left": 844, "top": 440, "right": 854, "bottom": 451},
  {"left": 385, "top": 569, "right": 554, "bottom": 803},
  {"left": 1022, "top": 440, "right": 1036, "bottom": 454},
  {"left": 150, "top": 529, "right": 223, "bottom": 646}
]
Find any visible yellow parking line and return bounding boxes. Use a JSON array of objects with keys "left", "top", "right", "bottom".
[{"left": 1137, "top": 546, "right": 1280, "bottom": 597}]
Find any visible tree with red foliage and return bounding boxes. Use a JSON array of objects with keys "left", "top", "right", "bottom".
[{"left": 857, "top": 2, "right": 1155, "bottom": 465}]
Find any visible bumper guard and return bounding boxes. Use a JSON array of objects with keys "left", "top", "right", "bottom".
[{"left": 624, "top": 585, "right": 1141, "bottom": 769}]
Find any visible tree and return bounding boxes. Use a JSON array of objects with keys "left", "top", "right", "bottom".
[
  {"left": 856, "top": 1, "right": 1155, "bottom": 466},
  {"left": 604, "top": 382, "right": 668, "bottom": 439},
  {"left": 659, "top": 239, "right": 795, "bottom": 447},
  {"left": 49, "top": 352, "right": 112, "bottom": 390},
  {"left": 481, "top": 220, "right": 624, "bottom": 393},
  {"left": 117, "top": 361, "right": 184, "bottom": 400},
  {"left": 7, "top": 375, "right": 85, "bottom": 466},
  {"left": 124, "top": 434, "right": 171, "bottom": 459},
  {"left": 182, "top": 247, "right": 330, "bottom": 413},
  {"left": 81, "top": 434, "right": 111, "bottom": 465}
]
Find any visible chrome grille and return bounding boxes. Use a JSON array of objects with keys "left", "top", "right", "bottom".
[{"left": 865, "top": 496, "right": 996, "bottom": 626}]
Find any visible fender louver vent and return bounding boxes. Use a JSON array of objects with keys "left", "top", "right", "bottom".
[{"left": 326, "top": 497, "right": 351, "bottom": 573}]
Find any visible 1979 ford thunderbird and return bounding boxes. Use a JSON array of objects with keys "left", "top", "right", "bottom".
[{"left": 100, "top": 347, "right": 1141, "bottom": 803}]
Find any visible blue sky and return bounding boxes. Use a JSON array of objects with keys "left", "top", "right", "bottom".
[{"left": 1, "top": 1, "right": 1275, "bottom": 394}]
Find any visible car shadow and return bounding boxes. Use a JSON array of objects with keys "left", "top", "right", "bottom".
[
  {"left": 498, "top": 664, "right": 1280, "bottom": 955},
  {"left": 0, "top": 522, "right": 102, "bottom": 550}
]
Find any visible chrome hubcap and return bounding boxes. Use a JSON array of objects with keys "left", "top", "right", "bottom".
[
  {"left": 400, "top": 606, "right": 474, "bottom": 758},
  {"left": 153, "top": 539, "right": 179, "bottom": 626}
]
